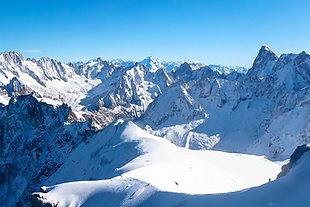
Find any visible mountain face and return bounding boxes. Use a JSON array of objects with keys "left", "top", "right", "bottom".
[
  {"left": 0, "top": 94, "right": 94, "bottom": 206},
  {"left": 1, "top": 46, "right": 310, "bottom": 206}
]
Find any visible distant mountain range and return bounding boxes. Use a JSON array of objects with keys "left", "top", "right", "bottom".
[
  {"left": 77, "top": 56, "right": 248, "bottom": 74},
  {"left": 1, "top": 46, "right": 310, "bottom": 206}
]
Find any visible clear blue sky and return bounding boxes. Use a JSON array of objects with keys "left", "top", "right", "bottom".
[{"left": 1, "top": 0, "right": 310, "bottom": 67}]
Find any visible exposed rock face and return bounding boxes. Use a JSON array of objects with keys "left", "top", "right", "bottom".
[
  {"left": 277, "top": 145, "right": 310, "bottom": 179},
  {"left": 1, "top": 51, "right": 24, "bottom": 65},
  {"left": 0, "top": 94, "right": 94, "bottom": 206},
  {"left": 141, "top": 85, "right": 207, "bottom": 128},
  {"left": 4, "top": 77, "right": 32, "bottom": 96}
]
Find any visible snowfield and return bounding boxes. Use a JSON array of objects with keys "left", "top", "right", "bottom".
[{"left": 34, "top": 121, "right": 284, "bottom": 206}]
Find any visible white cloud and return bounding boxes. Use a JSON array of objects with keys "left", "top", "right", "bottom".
[{"left": 21, "top": 49, "right": 43, "bottom": 53}]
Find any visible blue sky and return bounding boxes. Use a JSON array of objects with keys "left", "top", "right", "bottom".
[{"left": 1, "top": 0, "right": 310, "bottom": 67}]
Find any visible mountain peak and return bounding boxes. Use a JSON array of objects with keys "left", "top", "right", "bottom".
[
  {"left": 257, "top": 45, "right": 279, "bottom": 59},
  {"left": 0, "top": 51, "right": 24, "bottom": 65},
  {"left": 261, "top": 45, "right": 271, "bottom": 51},
  {"left": 140, "top": 56, "right": 163, "bottom": 72},
  {"left": 97, "top": 57, "right": 107, "bottom": 64},
  {"left": 248, "top": 45, "right": 279, "bottom": 77},
  {"left": 146, "top": 55, "right": 156, "bottom": 61},
  {"left": 140, "top": 56, "right": 159, "bottom": 63}
]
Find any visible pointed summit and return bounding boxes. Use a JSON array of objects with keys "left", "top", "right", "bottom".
[
  {"left": 96, "top": 57, "right": 109, "bottom": 66},
  {"left": 260, "top": 45, "right": 272, "bottom": 52},
  {"left": 247, "top": 45, "right": 279, "bottom": 78},
  {"left": 140, "top": 56, "right": 164, "bottom": 72},
  {"left": 256, "top": 45, "right": 279, "bottom": 61},
  {"left": 0, "top": 51, "right": 24, "bottom": 65},
  {"left": 97, "top": 57, "right": 103, "bottom": 63},
  {"left": 140, "top": 56, "right": 158, "bottom": 64}
]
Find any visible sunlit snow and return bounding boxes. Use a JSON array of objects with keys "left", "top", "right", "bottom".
[{"left": 35, "top": 121, "right": 283, "bottom": 206}]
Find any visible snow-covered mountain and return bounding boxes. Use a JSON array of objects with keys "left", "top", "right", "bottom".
[
  {"left": 0, "top": 94, "right": 94, "bottom": 206},
  {"left": 109, "top": 56, "right": 248, "bottom": 74},
  {"left": 1, "top": 46, "right": 310, "bottom": 206},
  {"left": 138, "top": 46, "right": 310, "bottom": 160},
  {"left": 0, "top": 51, "right": 100, "bottom": 111},
  {"left": 208, "top": 64, "right": 248, "bottom": 74}
]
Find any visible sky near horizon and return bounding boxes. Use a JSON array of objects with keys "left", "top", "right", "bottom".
[{"left": 1, "top": 0, "right": 310, "bottom": 67}]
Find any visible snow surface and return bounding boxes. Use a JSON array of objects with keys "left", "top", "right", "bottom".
[
  {"left": 141, "top": 151, "right": 310, "bottom": 207},
  {"left": 35, "top": 121, "right": 283, "bottom": 206}
]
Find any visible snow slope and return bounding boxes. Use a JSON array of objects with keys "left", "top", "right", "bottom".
[
  {"left": 142, "top": 151, "right": 310, "bottom": 207},
  {"left": 33, "top": 121, "right": 282, "bottom": 206}
]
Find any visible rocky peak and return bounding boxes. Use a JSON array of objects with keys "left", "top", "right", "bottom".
[
  {"left": 3, "top": 77, "right": 32, "bottom": 96},
  {"left": 254, "top": 45, "right": 278, "bottom": 64},
  {"left": 26, "top": 57, "right": 37, "bottom": 63},
  {"left": 37, "top": 57, "right": 69, "bottom": 81},
  {"left": 38, "top": 56, "right": 53, "bottom": 64},
  {"left": 294, "top": 51, "right": 310, "bottom": 80},
  {"left": 296, "top": 51, "right": 308, "bottom": 61},
  {"left": 173, "top": 62, "right": 193, "bottom": 80},
  {"left": 247, "top": 45, "right": 279, "bottom": 78},
  {"left": 6, "top": 94, "right": 72, "bottom": 125},
  {"left": 200, "top": 66, "right": 220, "bottom": 78},
  {"left": 0, "top": 51, "right": 24, "bottom": 66},
  {"left": 96, "top": 57, "right": 110, "bottom": 67},
  {"left": 96, "top": 57, "right": 103, "bottom": 64},
  {"left": 140, "top": 56, "right": 163, "bottom": 72}
]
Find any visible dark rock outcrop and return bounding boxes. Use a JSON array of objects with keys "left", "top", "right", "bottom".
[
  {"left": 0, "top": 94, "right": 94, "bottom": 206},
  {"left": 277, "top": 144, "right": 310, "bottom": 179}
]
